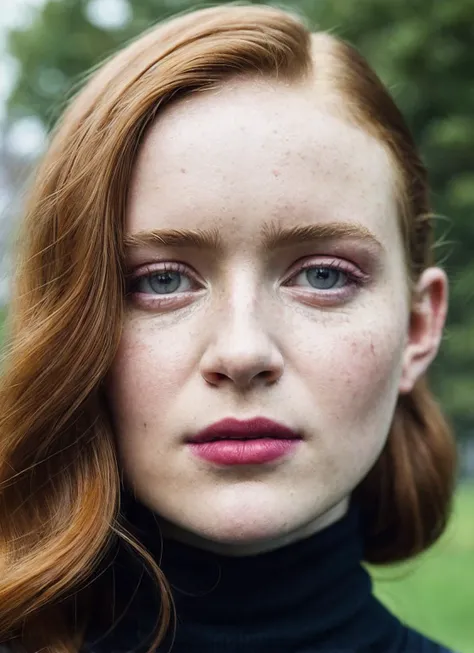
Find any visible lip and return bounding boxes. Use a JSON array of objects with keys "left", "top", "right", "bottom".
[
  {"left": 186, "top": 417, "right": 302, "bottom": 466},
  {"left": 187, "top": 417, "right": 301, "bottom": 443}
]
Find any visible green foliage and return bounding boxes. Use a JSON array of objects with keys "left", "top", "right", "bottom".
[
  {"left": 5, "top": 0, "right": 474, "bottom": 434},
  {"left": 371, "top": 482, "right": 474, "bottom": 652}
]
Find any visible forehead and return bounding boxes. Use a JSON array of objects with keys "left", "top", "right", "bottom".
[{"left": 127, "top": 78, "right": 399, "bottom": 244}]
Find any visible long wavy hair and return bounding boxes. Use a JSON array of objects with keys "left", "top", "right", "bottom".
[{"left": 0, "top": 4, "right": 457, "bottom": 652}]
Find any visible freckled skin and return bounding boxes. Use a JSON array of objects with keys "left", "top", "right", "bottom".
[{"left": 106, "top": 78, "right": 446, "bottom": 556}]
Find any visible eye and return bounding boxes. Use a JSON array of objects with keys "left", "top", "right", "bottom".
[
  {"left": 129, "top": 266, "right": 194, "bottom": 295},
  {"left": 291, "top": 266, "right": 350, "bottom": 290}
]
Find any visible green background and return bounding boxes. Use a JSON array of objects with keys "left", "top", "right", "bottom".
[{"left": 371, "top": 483, "right": 474, "bottom": 652}]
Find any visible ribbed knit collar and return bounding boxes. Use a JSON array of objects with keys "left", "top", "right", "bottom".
[{"left": 82, "top": 494, "right": 442, "bottom": 653}]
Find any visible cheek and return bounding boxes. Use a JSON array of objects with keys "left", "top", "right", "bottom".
[
  {"left": 295, "top": 321, "right": 406, "bottom": 485},
  {"left": 295, "top": 318, "right": 406, "bottom": 425},
  {"left": 106, "top": 320, "right": 193, "bottom": 426},
  {"left": 345, "top": 329, "right": 404, "bottom": 400}
]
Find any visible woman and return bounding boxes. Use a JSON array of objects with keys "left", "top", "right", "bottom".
[{"left": 0, "top": 4, "right": 459, "bottom": 652}]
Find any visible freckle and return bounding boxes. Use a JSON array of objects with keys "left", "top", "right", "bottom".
[
  {"left": 180, "top": 168, "right": 186, "bottom": 173},
  {"left": 143, "top": 422, "right": 147, "bottom": 429}
]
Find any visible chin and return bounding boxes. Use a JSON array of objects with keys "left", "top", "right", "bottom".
[
  {"left": 178, "top": 507, "right": 308, "bottom": 555},
  {"left": 207, "top": 521, "right": 284, "bottom": 545},
  {"left": 171, "top": 492, "right": 350, "bottom": 554},
  {"left": 150, "top": 486, "right": 346, "bottom": 554}
]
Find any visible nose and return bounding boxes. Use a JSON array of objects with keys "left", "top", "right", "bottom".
[{"left": 199, "top": 301, "right": 284, "bottom": 390}]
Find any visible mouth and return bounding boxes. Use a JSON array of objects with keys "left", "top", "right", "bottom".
[
  {"left": 201, "top": 435, "right": 291, "bottom": 442},
  {"left": 186, "top": 418, "right": 302, "bottom": 466},
  {"left": 187, "top": 416, "right": 302, "bottom": 444}
]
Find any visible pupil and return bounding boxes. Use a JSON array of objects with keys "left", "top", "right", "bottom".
[
  {"left": 306, "top": 267, "right": 339, "bottom": 289},
  {"left": 150, "top": 271, "right": 181, "bottom": 294}
]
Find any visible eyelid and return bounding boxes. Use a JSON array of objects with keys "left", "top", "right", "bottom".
[
  {"left": 284, "top": 256, "right": 369, "bottom": 284},
  {"left": 128, "top": 261, "right": 199, "bottom": 283},
  {"left": 126, "top": 261, "right": 204, "bottom": 297}
]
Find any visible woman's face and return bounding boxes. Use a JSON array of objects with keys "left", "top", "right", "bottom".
[{"left": 107, "top": 78, "right": 446, "bottom": 555}]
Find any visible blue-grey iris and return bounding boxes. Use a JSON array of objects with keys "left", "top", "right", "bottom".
[
  {"left": 148, "top": 271, "right": 182, "bottom": 294},
  {"left": 306, "top": 268, "right": 342, "bottom": 289}
]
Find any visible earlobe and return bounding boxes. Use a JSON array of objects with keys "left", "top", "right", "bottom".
[{"left": 399, "top": 267, "right": 448, "bottom": 394}]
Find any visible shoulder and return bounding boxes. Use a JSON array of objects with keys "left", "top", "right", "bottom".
[{"left": 402, "top": 624, "right": 460, "bottom": 653}]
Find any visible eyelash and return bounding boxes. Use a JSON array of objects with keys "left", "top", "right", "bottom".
[
  {"left": 127, "top": 262, "right": 197, "bottom": 295},
  {"left": 285, "top": 258, "right": 366, "bottom": 289},
  {"left": 126, "top": 259, "right": 368, "bottom": 304}
]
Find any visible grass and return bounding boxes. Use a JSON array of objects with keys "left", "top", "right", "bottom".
[{"left": 370, "top": 482, "right": 474, "bottom": 653}]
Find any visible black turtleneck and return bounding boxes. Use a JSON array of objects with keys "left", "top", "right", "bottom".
[{"left": 82, "top": 495, "right": 456, "bottom": 653}]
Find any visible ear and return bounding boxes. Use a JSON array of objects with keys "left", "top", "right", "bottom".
[{"left": 399, "top": 267, "right": 448, "bottom": 394}]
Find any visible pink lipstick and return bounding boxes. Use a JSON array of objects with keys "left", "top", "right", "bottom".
[{"left": 186, "top": 417, "right": 302, "bottom": 465}]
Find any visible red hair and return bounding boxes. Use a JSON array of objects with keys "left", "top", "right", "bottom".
[{"left": 0, "top": 4, "right": 456, "bottom": 651}]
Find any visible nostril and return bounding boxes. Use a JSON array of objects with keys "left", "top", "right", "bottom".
[
  {"left": 204, "top": 371, "right": 228, "bottom": 386},
  {"left": 200, "top": 346, "right": 284, "bottom": 388},
  {"left": 261, "top": 369, "right": 280, "bottom": 384},
  {"left": 203, "top": 368, "right": 277, "bottom": 387}
]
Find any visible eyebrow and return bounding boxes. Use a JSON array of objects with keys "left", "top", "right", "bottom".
[
  {"left": 261, "top": 221, "right": 384, "bottom": 252},
  {"left": 124, "top": 227, "right": 222, "bottom": 251},
  {"left": 123, "top": 221, "right": 384, "bottom": 253}
]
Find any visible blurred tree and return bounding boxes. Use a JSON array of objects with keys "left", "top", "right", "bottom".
[{"left": 5, "top": 0, "right": 474, "bottom": 436}]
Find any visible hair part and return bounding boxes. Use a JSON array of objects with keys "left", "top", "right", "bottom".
[{"left": 0, "top": 4, "right": 457, "bottom": 652}]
